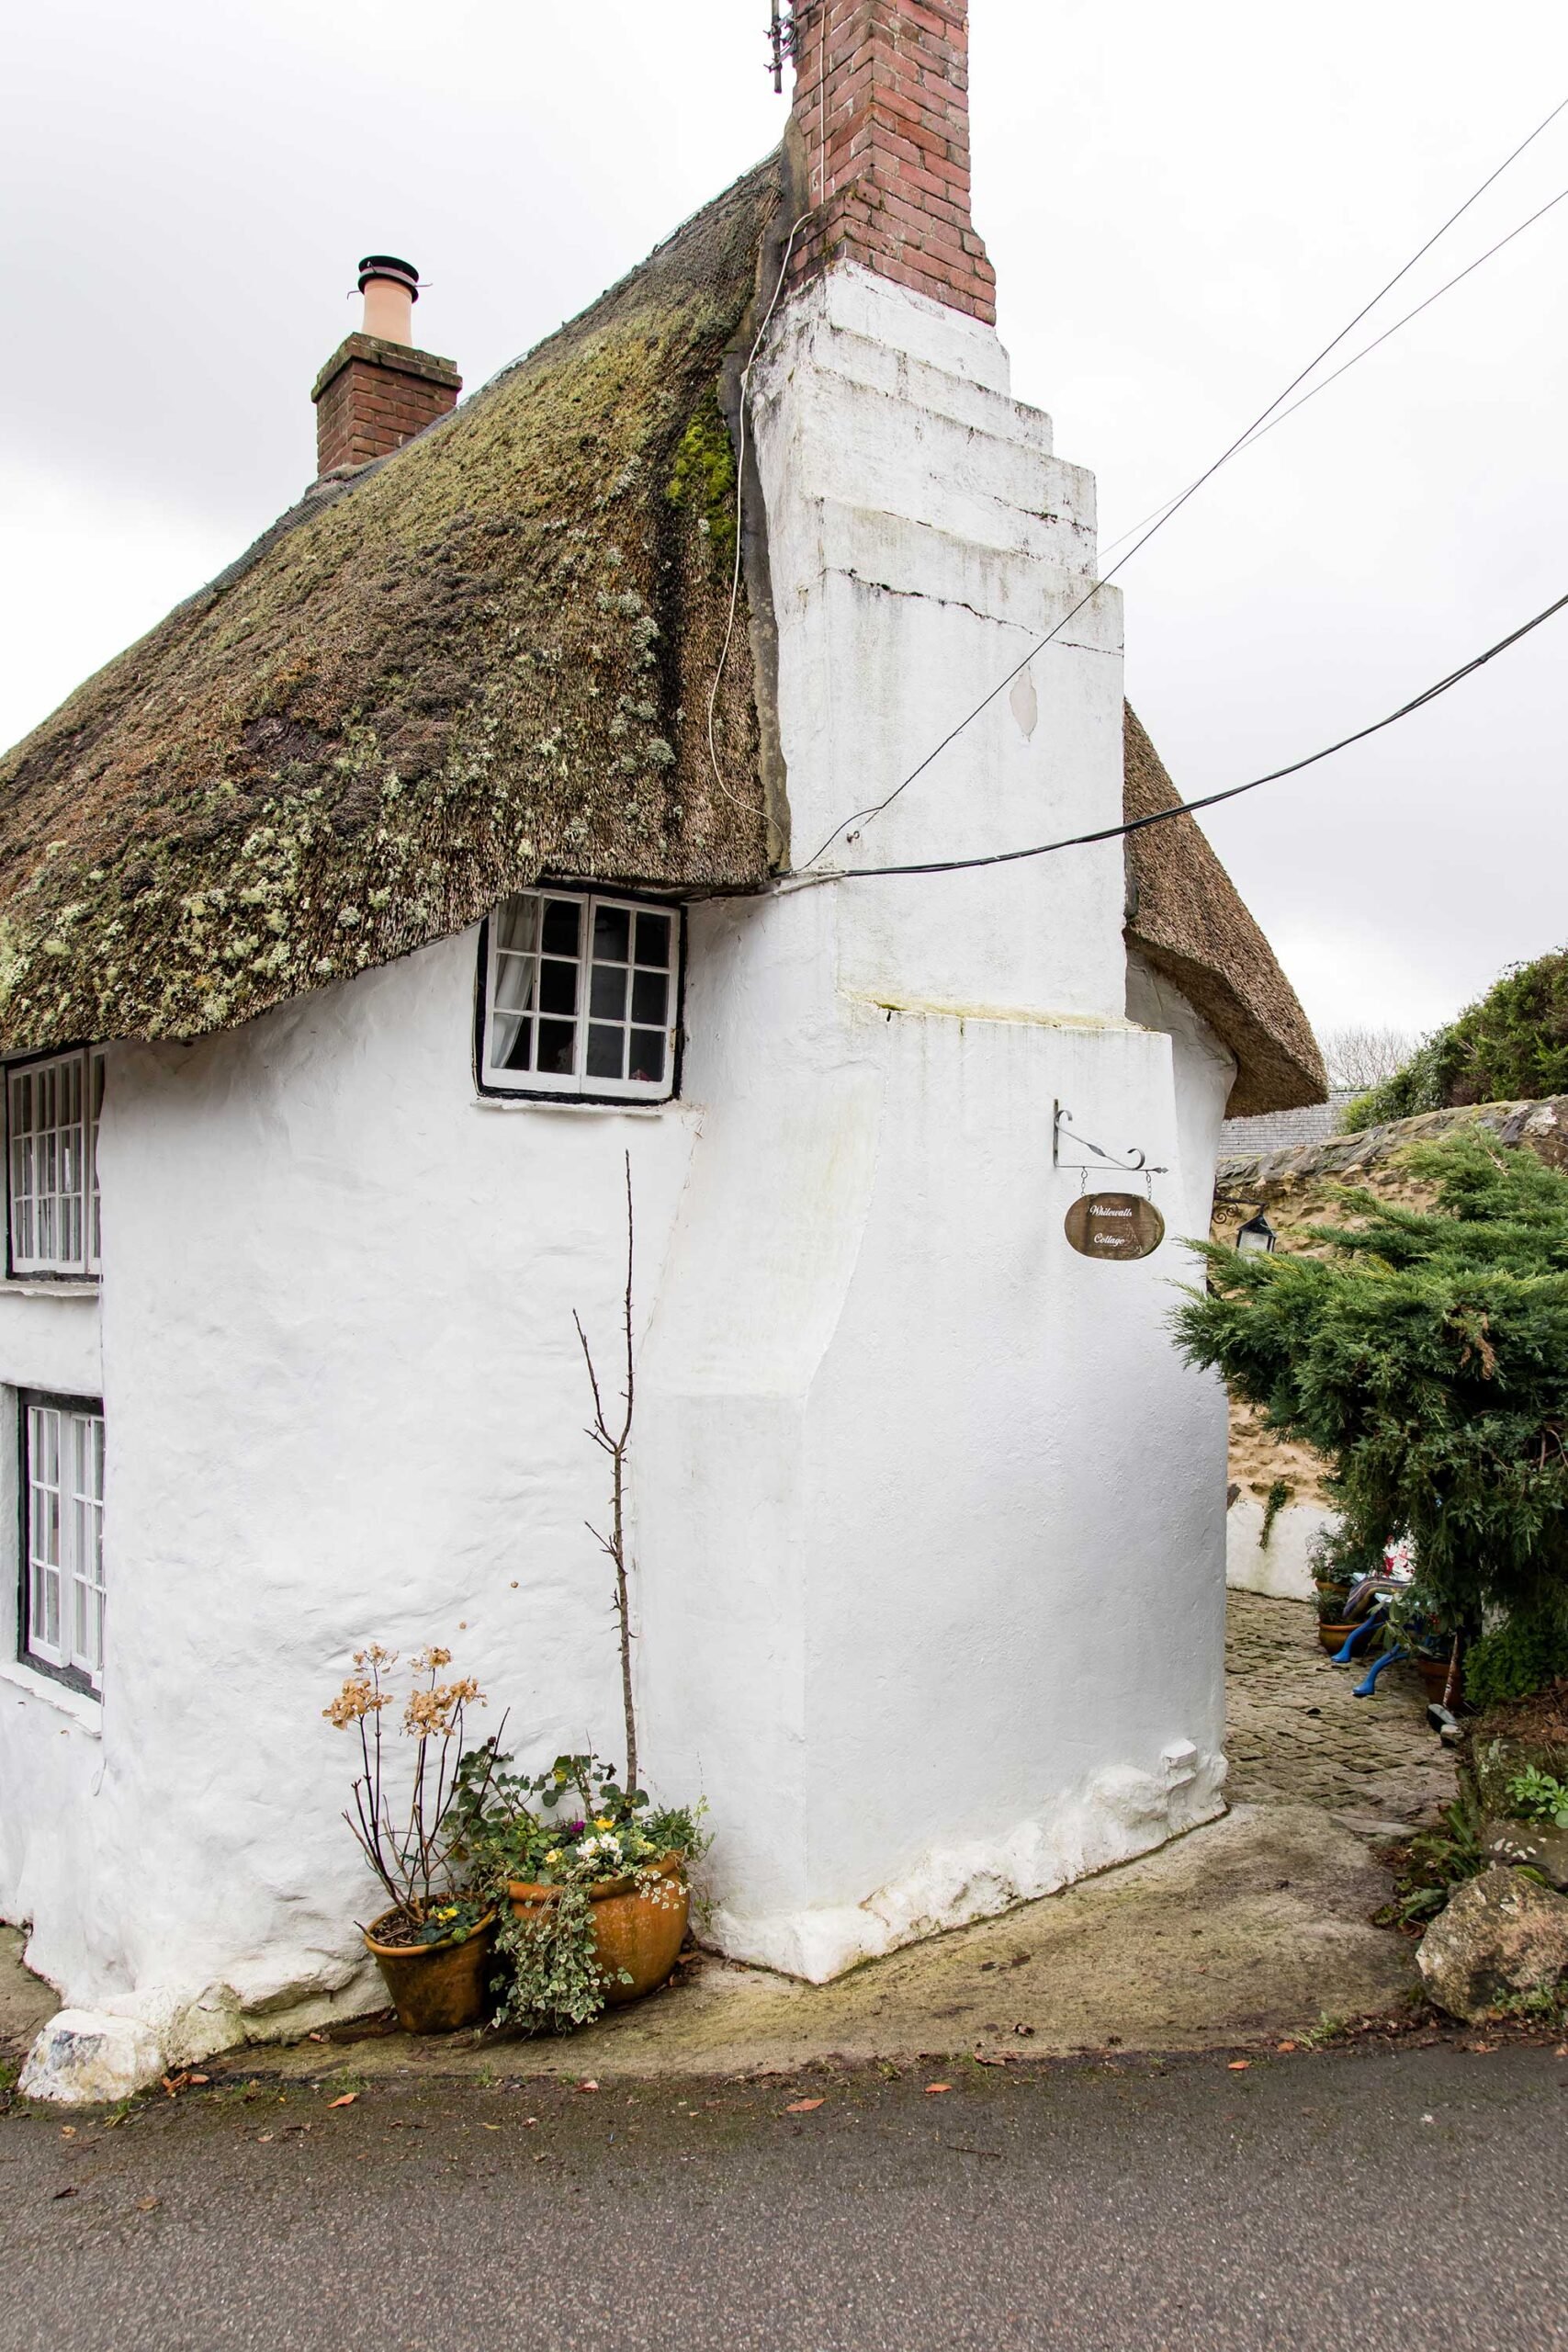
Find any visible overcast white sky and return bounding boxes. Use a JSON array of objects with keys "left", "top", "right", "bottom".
[{"left": 4, "top": 1, "right": 1566, "bottom": 1041}]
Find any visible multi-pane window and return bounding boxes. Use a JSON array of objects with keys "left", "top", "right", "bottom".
[
  {"left": 21, "top": 1395, "right": 106, "bottom": 1694},
  {"left": 7, "top": 1048, "right": 105, "bottom": 1277},
  {"left": 480, "top": 892, "right": 679, "bottom": 1101}
]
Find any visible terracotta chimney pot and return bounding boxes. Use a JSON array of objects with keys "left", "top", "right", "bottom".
[{"left": 358, "top": 254, "right": 419, "bottom": 347}]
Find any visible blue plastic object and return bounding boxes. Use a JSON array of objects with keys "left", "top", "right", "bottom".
[
  {"left": 1353, "top": 1645, "right": 1407, "bottom": 1699},
  {"left": 1332, "top": 1609, "right": 1388, "bottom": 1665}
]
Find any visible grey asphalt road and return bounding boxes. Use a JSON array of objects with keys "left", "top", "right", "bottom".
[{"left": 2, "top": 2041, "right": 1564, "bottom": 2350}]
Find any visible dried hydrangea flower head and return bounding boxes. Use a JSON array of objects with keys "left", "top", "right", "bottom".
[
  {"left": 322, "top": 1674, "right": 392, "bottom": 1729},
  {"left": 404, "top": 1677, "right": 483, "bottom": 1738}
]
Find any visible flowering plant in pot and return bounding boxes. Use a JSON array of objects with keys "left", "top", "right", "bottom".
[
  {"left": 324, "top": 1644, "right": 503, "bottom": 2033},
  {"left": 452, "top": 1748, "right": 705, "bottom": 2033}
]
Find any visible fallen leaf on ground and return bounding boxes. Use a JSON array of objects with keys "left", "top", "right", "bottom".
[
  {"left": 480, "top": 2123, "right": 501, "bottom": 2132},
  {"left": 136, "top": 2196, "right": 160, "bottom": 2212},
  {"left": 328, "top": 2094, "right": 357, "bottom": 2109},
  {"left": 785, "top": 2098, "right": 824, "bottom": 2113},
  {"left": 256, "top": 2132, "right": 275, "bottom": 2143},
  {"left": 1013, "top": 2023, "right": 1034, "bottom": 2037},
  {"left": 60, "top": 2127, "right": 76, "bottom": 2139},
  {"left": 307, "top": 2031, "right": 326, "bottom": 2043},
  {"left": 925, "top": 2083, "right": 953, "bottom": 2095},
  {"left": 1276, "top": 2041, "right": 1298, "bottom": 2053},
  {"left": 189, "top": 2075, "right": 209, "bottom": 2086},
  {"left": 576, "top": 2080, "right": 600, "bottom": 2094},
  {"left": 1227, "top": 2062, "right": 1251, "bottom": 2072},
  {"left": 972, "top": 2052, "right": 1005, "bottom": 2068},
  {"left": 52, "top": 2186, "right": 77, "bottom": 2200}
]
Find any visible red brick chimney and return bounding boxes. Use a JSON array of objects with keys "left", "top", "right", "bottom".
[
  {"left": 310, "top": 256, "right": 462, "bottom": 477},
  {"left": 787, "top": 0, "right": 996, "bottom": 323}
]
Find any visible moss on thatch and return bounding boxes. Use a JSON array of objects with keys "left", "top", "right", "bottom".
[
  {"left": 0, "top": 161, "right": 783, "bottom": 1056},
  {"left": 0, "top": 152, "right": 1323, "bottom": 1120}
]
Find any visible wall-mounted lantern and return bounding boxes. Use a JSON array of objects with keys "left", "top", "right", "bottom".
[{"left": 1236, "top": 1211, "right": 1277, "bottom": 1258}]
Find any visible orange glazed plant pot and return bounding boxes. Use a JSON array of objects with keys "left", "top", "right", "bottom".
[
  {"left": 364, "top": 1910, "right": 499, "bottom": 2034},
  {"left": 1318, "top": 1623, "right": 1357, "bottom": 1654},
  {"left": 507, "top": 1854, "right": 689, "bottom": 2007}
]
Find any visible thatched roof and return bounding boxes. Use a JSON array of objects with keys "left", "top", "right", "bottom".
[
  {"left": 0, "top": 163, "right": 782, "bottom": 1056},
  {"left": 1123, "top": 707, "right": 1325, "bottom": 1117},
  {"left": 0, "top": 153, "right": 1321, "bottom": 1121}
]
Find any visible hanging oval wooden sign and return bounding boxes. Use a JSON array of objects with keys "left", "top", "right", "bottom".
[{"left": 1064, "top": 1191, "right": 1166, "bottom": 1262}]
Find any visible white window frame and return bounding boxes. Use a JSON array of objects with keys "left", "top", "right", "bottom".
[
  {"left": 6, "top": 1046, "right": 106, "bottom": 1279},
  {"left": 479, "top": 891, "right": 681, "bottom": 1103},
  {"left": 20, "top": 1393, "right": 106, "bottom": 1697}
]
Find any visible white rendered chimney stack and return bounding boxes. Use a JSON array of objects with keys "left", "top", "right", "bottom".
[{"left": 357, "top": 254, "right": 419, "bottom": 346}]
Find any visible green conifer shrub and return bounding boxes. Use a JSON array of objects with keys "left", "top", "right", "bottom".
[
  {"left": 1174, "top": 1133, "right": 1568, "bottom": 1705},
  {"left": 1345, "top": 949, "right": 1568, "bottom": 1127}
]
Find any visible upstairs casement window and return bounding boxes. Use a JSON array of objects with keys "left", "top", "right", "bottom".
[
  {"left": 20, "top": 1393, "right": 106, "bottom": 1697},
  {"left": 479, "top": 891, "right": 681, "bottom": 1102},
  {"left": 6, "top": 1048, "right": 105, "bottom": 1279}
]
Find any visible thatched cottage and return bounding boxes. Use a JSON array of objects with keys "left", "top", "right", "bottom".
[{"left": 0, "top": 0, "right": 1322, "bottom": 2065}]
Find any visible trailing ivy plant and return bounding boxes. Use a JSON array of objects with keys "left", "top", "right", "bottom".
[
  {"left": 1173, "top": 1132, "right": 1568, "bottom": 1708},
  {"left": 447, "top": 1745, "right": 706, "bottom": 2034}
]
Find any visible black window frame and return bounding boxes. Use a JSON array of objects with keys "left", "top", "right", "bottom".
[
  {"left": 17, "top": 1386, "right": 106, "bottom": 1702},
  {"left": 472, "top": 887, "right": 687, "bottom": 1108}
]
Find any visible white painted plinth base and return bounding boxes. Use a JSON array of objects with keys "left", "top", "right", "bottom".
[
  {"left": 20, "top": 2010, "right": 165, "bottom": 2106},
  {"left": 707, "top": 1747, "right": 1228, "bottom": 1983}
]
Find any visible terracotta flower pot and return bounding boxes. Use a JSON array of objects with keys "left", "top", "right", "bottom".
[
  {"left": 507, "top": 1852, "right": 689, "bottom": 2007},
  {"left": 364, "top": 1908, "right": 499, "bottom": 2034},
  {"left": 1416, "top": 1656, "right": 1460, "bottom": 1704},
  {"left": 1318, "top": 1622, "right": 1357, "bottom": 1653}
]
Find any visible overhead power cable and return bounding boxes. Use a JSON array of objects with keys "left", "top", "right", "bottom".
[
  {"left": 795, "top": 89, "right": 1568, "bottom": 873},
  {"left": 774, "top": 587, "right": 1568, "bottom": 888},
  {"left": 1100, "top": 178, "right": 1568, "bottom": 562}
]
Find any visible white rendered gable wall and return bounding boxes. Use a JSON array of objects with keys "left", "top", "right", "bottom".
[{"left": 633, "top": 267, "right": 1231, "bottom": 1981}]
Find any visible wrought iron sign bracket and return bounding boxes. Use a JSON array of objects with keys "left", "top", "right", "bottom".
[{"left": 1053, "top": 1100, "right": 1168, "bottom": 1186}]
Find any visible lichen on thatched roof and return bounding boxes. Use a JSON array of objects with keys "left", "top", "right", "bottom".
[
  {"left": 0, "top": 160, "right": 783, "bottom": 1057},
  {"left": 1, "top": 151, "right": 1324, "bottom": 1114},
  {"left": 1122, "top": 705, "right": 1325, "bottom": 1118}
]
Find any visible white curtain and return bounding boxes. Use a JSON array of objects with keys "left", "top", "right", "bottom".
[{"left": 490, "top": 895, "right": 542, "bottom": 1067}]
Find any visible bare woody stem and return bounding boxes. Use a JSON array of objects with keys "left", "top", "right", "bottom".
[{"left": 573, "top": 1151, "right": 640, "bottom": 1795}]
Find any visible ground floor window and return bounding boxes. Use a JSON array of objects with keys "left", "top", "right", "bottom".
[
  {"left": 20, "top": 1393, "right": 105, "bottom": 1695},
  {"left": 479, "top": 890, "right": 681, "bottom": 1102}
]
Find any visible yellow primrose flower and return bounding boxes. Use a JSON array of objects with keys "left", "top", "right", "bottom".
[
  {"left": 593, "top": 1815, "right": 614, "bottom": 1831},
  {"left": 545, "top": 1849, "right": 560, "bottom": 1865}
]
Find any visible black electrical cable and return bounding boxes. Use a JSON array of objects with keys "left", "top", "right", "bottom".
[
  {"left": 796, "top": 89, "right": 1568, "bottom": 873},
  {"left": 775, "top": 588, "right": 1568, "bottom": 888},
  {"left": 1100, "top": 178, "right": 1568, "bottom": 562}
]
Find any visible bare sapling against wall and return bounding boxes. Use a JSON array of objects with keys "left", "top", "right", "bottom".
[{"left": 573, "top": 1152, "right": 640, "bottom": 1796}]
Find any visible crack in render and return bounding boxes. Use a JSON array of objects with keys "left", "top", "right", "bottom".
[{"left": 841, "top": 568, "right": 1117, "bottom": 650}]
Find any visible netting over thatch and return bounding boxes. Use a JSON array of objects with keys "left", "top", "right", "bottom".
[{"left": 0, "top": 161, "right": 782, "bottom": 1056}]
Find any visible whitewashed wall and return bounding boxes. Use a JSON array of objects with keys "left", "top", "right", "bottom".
[
  {"left": 2, "top": 263, "right": 1238, "bottom": 2044},
  {"left": 637, "top": 271, "right": 1231, "bottom": 1980},
  {"left": 0, "top": 951, "right": 702, "bottom": 2050}
]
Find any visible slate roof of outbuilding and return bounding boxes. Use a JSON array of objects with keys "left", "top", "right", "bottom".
[{"left": 0, "top": 153, "right": 1324, "bottom": 1117}]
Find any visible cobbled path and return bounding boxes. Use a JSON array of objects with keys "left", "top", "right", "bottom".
[{"left": 1224, "top": 1589, "right": 1455, "bottom": 1828}]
